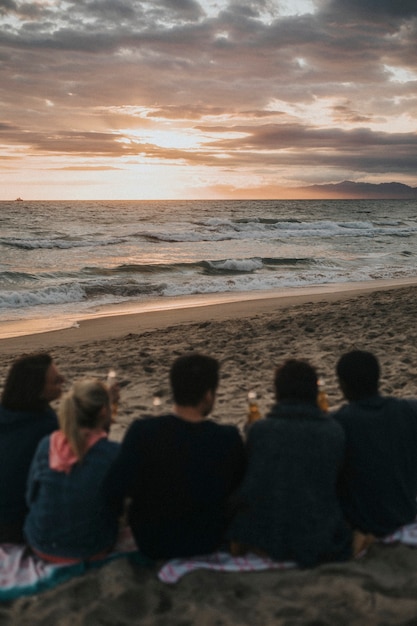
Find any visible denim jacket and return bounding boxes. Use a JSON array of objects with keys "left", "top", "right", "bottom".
[{"left": 24, "top": 435, "right": 120, "bottom": 559}]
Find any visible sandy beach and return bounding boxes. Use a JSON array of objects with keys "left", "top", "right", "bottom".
[{"left": 2, "top": 280, "right": 417, "bottom": 624}]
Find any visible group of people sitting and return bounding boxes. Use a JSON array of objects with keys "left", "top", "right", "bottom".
[{"left": 1, "top": 348, "right": 417, "bottom": 569}]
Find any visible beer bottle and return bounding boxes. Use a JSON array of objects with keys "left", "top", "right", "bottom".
[
  {"left": 247, "top": 390, "right": 262, "bottom": 424},
  {"left": 317, "top": 378, "right": 329, "bottom": 413}
]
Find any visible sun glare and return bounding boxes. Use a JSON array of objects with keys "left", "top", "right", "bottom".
[{"left": 126, "top": 129, "right": 204, "bottom": 150}]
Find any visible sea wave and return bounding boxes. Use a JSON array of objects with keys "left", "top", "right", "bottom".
[
  {"left": 0, "top": 255, "right": 318, "bottom": 310},
  {"left": 134, "top": 219, "right": 417, "bottom": 244},
  {"left": 0, "top": 236, "right": 127, "bottom": 250},
  {"left": 0, "top": 257, "right": 295, "bottom": 289},
  {"left": 0, "top": 283, "right": 86, "bottom": 309},
  {"left": 112, "top": 256, "right": 316, "bottom": 276},
  {"left": 1, "top": 262, "right": 417, "bottom": 315},
  {"left": 2, "top": 218, "right": 416, "bottom": 252},
  {"left": 200, "top": 257, "right": 313, "bottom": 274},
  {"left": 0, "top": 279, "right": 168, "bottom": 310},
  {"left": 2, "top": 199, "right": 417, "bottom": 326}
]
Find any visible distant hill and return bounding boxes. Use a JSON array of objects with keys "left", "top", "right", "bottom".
[{"left": 297, "top": 181, "right": 417, "bottom": 199}]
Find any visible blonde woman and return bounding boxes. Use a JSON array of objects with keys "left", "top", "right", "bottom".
[{"left": 24, "top": 379, "right": 120, "bottom": 563}]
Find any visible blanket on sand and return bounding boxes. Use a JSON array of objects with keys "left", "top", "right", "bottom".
[
  {"left": 0, "top": 527, "right": 144, "bottom": 601},
  {"left": 2, "top": 521, "right": 417, "bottom": 598},
  {"left": 157, "top": 520, "right": 417, "bottom": 584}
]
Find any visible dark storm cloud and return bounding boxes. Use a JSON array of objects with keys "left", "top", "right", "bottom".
[
  {"left": 192, "top": 122, "right": 417, "bottom": 172},
  {"left": 319, "top": 0, "right": 417, "bottom": 20},
  {"left": 0, "top": 0, "right": 16, "bottom": 13},
  {"left": 159, "top": 0, "right": 204, "bottom": 18}
]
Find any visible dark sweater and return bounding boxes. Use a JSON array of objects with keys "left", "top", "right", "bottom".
[
  {"left": 0, "top": 404, "right": 58, "bottom": 540},
  {"left": 229, "top": 402, "right": 352, "bottom": 567},
  {"left": 334, "top": 395, "right": 417, "bottom": 536},
  {"left": 104, "top": 414, "right": 245, "bottom": 559}
]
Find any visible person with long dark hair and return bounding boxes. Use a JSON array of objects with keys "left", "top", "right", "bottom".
[{"left": 0, "top": 352, "right": 64, "bottom": 543}]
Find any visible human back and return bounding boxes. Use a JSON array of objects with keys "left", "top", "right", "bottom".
[
  {"left": 24, "top": 378, "right": 119, "bottom": 561},
  {"left": 105, "top": 353, "right": 245, "bottom": 559},
  {"left": 334, "top": 352, "right": 417, "bottom": 536},
  {"left": 0, "top": 353, "right": 63, "bottom": 542},
  {"left": 229, "top": 359, "right": 352, "bottom": 567}
]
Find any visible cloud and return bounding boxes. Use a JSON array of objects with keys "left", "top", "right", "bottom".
[
  {"left": 318, "top": 0, "right": 417, "bottom": 20},
  {"left": 0, "top": 0, "right": 17, "bottom": 14},
  {"left": 1, "top": 0, "right": 416, "bottom": 194}
]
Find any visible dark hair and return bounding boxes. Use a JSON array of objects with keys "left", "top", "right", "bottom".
[
  {"left": 274, "top": 359, "right": 318, "bottom": 405},
  {"left": 336, "top": 350, "right": 380, "bottom": 400},
  {"left": 1, "top": 352, "right": 53, "bottom": 411},
  {"left": 170, "top": 353, "right": 219, "bottom": 407}
]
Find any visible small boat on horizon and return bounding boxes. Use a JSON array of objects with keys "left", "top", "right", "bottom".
[{"left": 15, "top": 197, "right": 23, "bottom": 202}]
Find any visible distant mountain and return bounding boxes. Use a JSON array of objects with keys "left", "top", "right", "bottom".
[{"left": 297, "top": 181, "right": 417, "bottom": 199}]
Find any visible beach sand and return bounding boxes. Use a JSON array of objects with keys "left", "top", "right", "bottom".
[{"left": 1, "top": 281, "right": 417, "bottom": 624}]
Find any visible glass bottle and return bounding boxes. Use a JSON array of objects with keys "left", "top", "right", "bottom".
[
  {"left": 317, "top": 378, "right": 329, "bottom": 413},
  {"left": 106, "top": 369, "right": 118, "bottom": 420},
  {"left": 247, "top": 390, "right": 262, "bottom": 424}
]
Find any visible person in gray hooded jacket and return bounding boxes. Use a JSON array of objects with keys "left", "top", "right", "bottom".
[{"left": 228, "top": 359, "right": 352, "bottom": 567}]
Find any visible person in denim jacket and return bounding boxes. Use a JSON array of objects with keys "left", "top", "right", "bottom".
[{"left": 24, "top": 379, "right": 119, "bottom": 563}]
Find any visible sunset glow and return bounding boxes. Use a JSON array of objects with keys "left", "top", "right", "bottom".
[{"left": 1, "top": 0, "right": 416, "bottom": 199}]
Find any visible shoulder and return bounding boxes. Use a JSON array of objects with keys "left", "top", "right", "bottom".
[
  {"left": 98, "top": 438, "right": 120, "bottom": 450},
  {"left": 30, "top": 434, "right": 52, "bottom": 466},
  {"left": 36, "top": 434, "right": 51, "bottom": 452},
  {"left": 0, "top": 405, "right": 57, "bottom": 427},
  {"left": 206, "top": 420, "right": 241, "bottom": 436},
  {"left": 247, "top": 417, "right": 274, "bottom": 435},
  {"left": 127, "top": 414, "right": 174, "bottom": 434},
  {"left": 121, "top": 414, "right": 176, "bottom": 448},
  {"left": 398, "top": 398, "right": 417, "bottom": 413},
  {"left": 38, "top": 408, "right": 59, "bottom": 432},
  {"left": 322, "top": 415, "right": 346, "bottom": 441},
  {"left": 95, "top": 438, "right": 120, "bottom": 456},
  {"left": 332, "top": 403, "right": 357, "bottom": 423},
  {"left": 201, "top": 421, "right": 243, "bottom": 447}
]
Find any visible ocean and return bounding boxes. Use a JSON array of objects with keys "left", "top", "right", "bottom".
[{"left": 1, "top": 199, "right": 417, "bottom": 337}]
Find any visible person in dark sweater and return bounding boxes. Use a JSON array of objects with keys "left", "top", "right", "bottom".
[
  {"left": 104, "top": 353, "right": 245, "bottom": 559},
  {"left": 228, "top": 359, "right": 352, "bottom": 568},
  {"left": 0, "top": 353, "right": 64, "bottom": 542},
  {"left": 334, "top": 350, "right": 417, "bottom": 537}
]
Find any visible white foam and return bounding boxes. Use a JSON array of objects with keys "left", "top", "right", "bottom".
[{"left": 0, "top": 283, "right": 86, "bottom": 309}]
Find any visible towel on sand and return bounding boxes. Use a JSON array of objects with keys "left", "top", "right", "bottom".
[
  {"left": 157, "top": 551, "right": 297, "bottom": 584},
  {"left": 2, "top": 520, "right": 417, "bottom": 598},
  {"left": 157, "top": 518, "right": 417, "bottom": 584},
  {"left": 0, "top": 526, "right": 143, "bottom": 601}
]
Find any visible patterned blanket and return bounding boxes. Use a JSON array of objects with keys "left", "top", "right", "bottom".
[{"left": 158, "top": 519, "right": 417, "bottom": 584}]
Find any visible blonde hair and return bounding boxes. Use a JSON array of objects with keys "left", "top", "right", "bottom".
[{"left": 58, "top": 379, "right": 110, "bottom": 461}]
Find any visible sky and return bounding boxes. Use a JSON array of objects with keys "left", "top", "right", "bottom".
[{"left": 0, "top": 0, "right": 417, "bottom": 200}]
